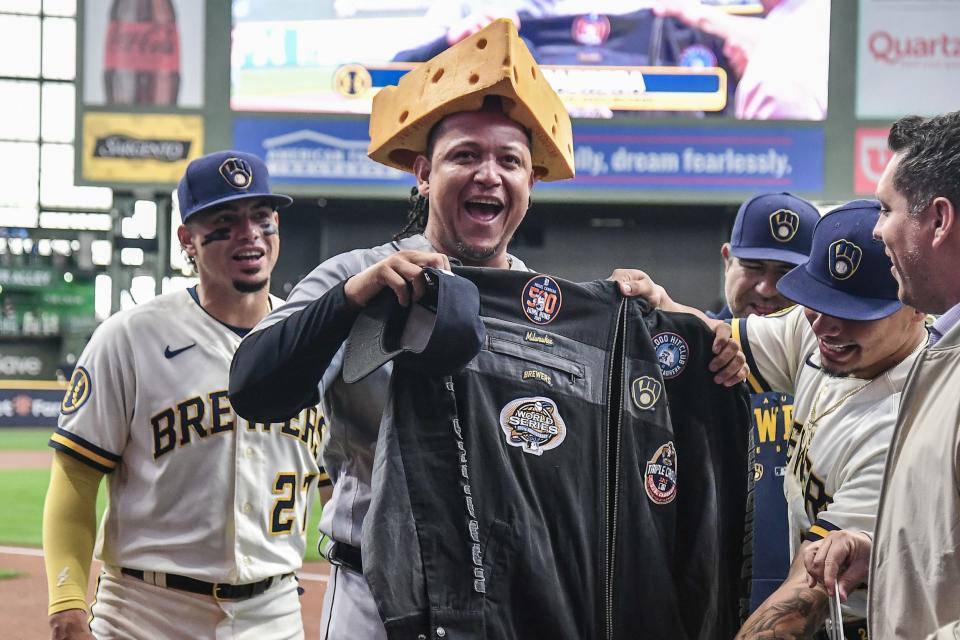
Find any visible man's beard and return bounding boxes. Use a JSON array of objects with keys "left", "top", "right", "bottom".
[
  {"left": 454, "top": 232, "right": 512, "bottom": 265},
  {"left": 233, "top": 278, "right": 268, "bottom": 293}
]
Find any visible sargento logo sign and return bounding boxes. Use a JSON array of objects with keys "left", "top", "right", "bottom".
[
  {"left": 94, "top": 135, "right": 192, "bottom": 162},
  {"left": 868, "top": 31, "right": 960, "bottom": 64}
]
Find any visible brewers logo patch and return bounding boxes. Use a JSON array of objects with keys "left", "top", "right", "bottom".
[
  {"left": 828, "top": 239, "right": 862, "bottom": 280},
  {"left": 61, "top": 366, "right": 91, "bottom": 414},
  {"left": 645, "top": 441, "right": 678, "bottom": 505},
  {"left": 652, "top": 332, "right": 689, "bottom": 379},
  {"left": 769, "top": 209, "right": 800, "bottom": 242},
  {"left": 219, "top": 157, "right": 253, "bottom": 189},
  {"left": 521, "top": 275, "right": 562, "bottom": 325},
  {"left": 499, "top": 396, "right": 566, "bottom": 456},
  {"left": 630, "top": 376, "right": 662, "bottom": 411}
]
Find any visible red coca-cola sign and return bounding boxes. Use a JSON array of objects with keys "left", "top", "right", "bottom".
[
  {"left": 103, "top": 0, "right": 181, "bottom": 105},
  {"left": 105, "top": 21, "right": 180, "bottom": 72}
]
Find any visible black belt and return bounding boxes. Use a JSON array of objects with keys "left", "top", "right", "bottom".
[
  {"left": 327, "top": 542, "right": 363, "bottom": 574},
  {"left": 120, "top": 568, "right": 287, "bottom": 601}
]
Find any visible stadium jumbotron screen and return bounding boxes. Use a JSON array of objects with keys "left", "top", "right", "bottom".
[{"left": 230, "top": 0, "right": 829, "bottom": 121}]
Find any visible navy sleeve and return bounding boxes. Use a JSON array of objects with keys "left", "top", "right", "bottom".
[{"left": 229, "top": 280, "right": 359, "bottom": 422}]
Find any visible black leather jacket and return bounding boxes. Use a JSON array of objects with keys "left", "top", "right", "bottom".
[{"left": 362, "top": 267, "right": 751, "bottom": 640}]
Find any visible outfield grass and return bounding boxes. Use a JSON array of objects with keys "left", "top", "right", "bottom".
[
  {"left": 0, "top": 469, "right": 107, "bottom": 547},
  {"left": 0, "top": 430, "right": 324, "bottom": 562},
  {"left": 0, "top": 427, "right": 51, "bottom": 451}
]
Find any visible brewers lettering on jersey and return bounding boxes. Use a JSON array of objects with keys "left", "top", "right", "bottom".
[{"left": 43, "top": 150, "right": 327, "bottom": 640}]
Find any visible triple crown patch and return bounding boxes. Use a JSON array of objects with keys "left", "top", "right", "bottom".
[
  {"left": 645, "top": 441, "right": 678, "bottom": 505},
  {"left": 499, "top": 396, "right": 566, "bottom": 456},
  {"left": 828, "top": 238, "right": 862, "bottom": 280},
  {"left": 769, "top": 208, "right": 800, "bottom": 242},
  {"left": 219, "top": 157, "right": 253, "bottom": 189}
]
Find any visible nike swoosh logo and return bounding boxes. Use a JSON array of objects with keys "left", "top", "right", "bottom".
[{"left": 164, "top": 343, "right": 197, "bottom": 359}]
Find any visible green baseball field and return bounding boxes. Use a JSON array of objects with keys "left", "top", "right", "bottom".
[
  {"left": 0, "top": 428, "right": 324, "bottom": 557},
  {"left": 0, "top": 428, "right": 328, "bottom": 639}
]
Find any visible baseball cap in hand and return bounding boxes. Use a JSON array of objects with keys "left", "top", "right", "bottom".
[
  {"left": 176, "top": 150, "right": 293, "bottom": 222},
  {"left": 729, "top": 192, "right": 820, "bottom": 265},
  {"left": 776, "top": 200, "right": 902, "bottom": 321},
  {"left": 343, "top": 268, "right": 487, "bottom": 383}
]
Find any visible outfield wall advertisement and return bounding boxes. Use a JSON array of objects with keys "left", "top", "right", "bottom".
[
  {"left": 235, "top": 117, "right": 823, "bottom": 193},
  {"left": 857, "top": 0, "right": 960, "bottom": 119}
]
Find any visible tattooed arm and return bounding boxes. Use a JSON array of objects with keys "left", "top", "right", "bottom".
[{"left": 736, "top": 541, "right": 830, "bottom": 640}]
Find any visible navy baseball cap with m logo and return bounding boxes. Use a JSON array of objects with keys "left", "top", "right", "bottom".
[
  {"left": 776, "top": 200, "right": 903, "bottom": 321},
  {"left": 729, "top": 192, "right": 820, "bottom": 265},
  {"left": 343, "top": 268, "right": 487, "bottom": 383},
  {"left": 176, "top": 150, "right": 293, "bottom": 222}
]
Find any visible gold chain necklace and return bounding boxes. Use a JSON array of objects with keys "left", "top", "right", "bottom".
[{"left": 807, "top": 374, "right": 875, "bottom": 426}]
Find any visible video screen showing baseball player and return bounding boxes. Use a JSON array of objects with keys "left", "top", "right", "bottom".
[
  {"left": 230, "top": 18, "right": 750, "bottom": 640},
  {"left": 707, "top": 192, "right": 819, "bottom": 615},
  {"left": 646, "top": 200, "right": 929, "bottom": 639},
  {"left": 230, "top": 0, "right": 830, "bottom": 120},
  {"left": 43, "top": 151, "right": 329, "bottom": 640}
]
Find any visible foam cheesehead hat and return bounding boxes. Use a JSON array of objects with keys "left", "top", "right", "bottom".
[
  {"left": 367, "top": 18, "right": 574, "bottom": 181},
  {"left": 176, "top": 150, "right": 293, "bottom": 222},
  {"left": 343, "top": 267, "right": 487, "bottom": 384},
  {"left": 776, "top": 200, "right": 902, "bottom": 321},
  {"left": 729, "top": 192, "right": 819, "bottom": 265}
]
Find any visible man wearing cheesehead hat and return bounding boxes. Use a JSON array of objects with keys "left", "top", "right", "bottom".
[{"left": 229, "top": 19, "right": 746, "bottom": 638}]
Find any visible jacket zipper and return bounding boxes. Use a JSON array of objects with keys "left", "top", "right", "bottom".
[{"left": 605, "top": 300, "right": 627, "bottom": 640}]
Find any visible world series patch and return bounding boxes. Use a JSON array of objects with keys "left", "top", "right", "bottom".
[
  {"left": 645, "top": 441, "right": 678, "bottom": 505},
  {"left": 499, "top": 396, "right": 566, "bottom": 456},
  {"left": 521, "top": 275, "right": 562, "bottom": 325},
  {"left": 652, "top": 332, "right": 689, "bottom": 379}
]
